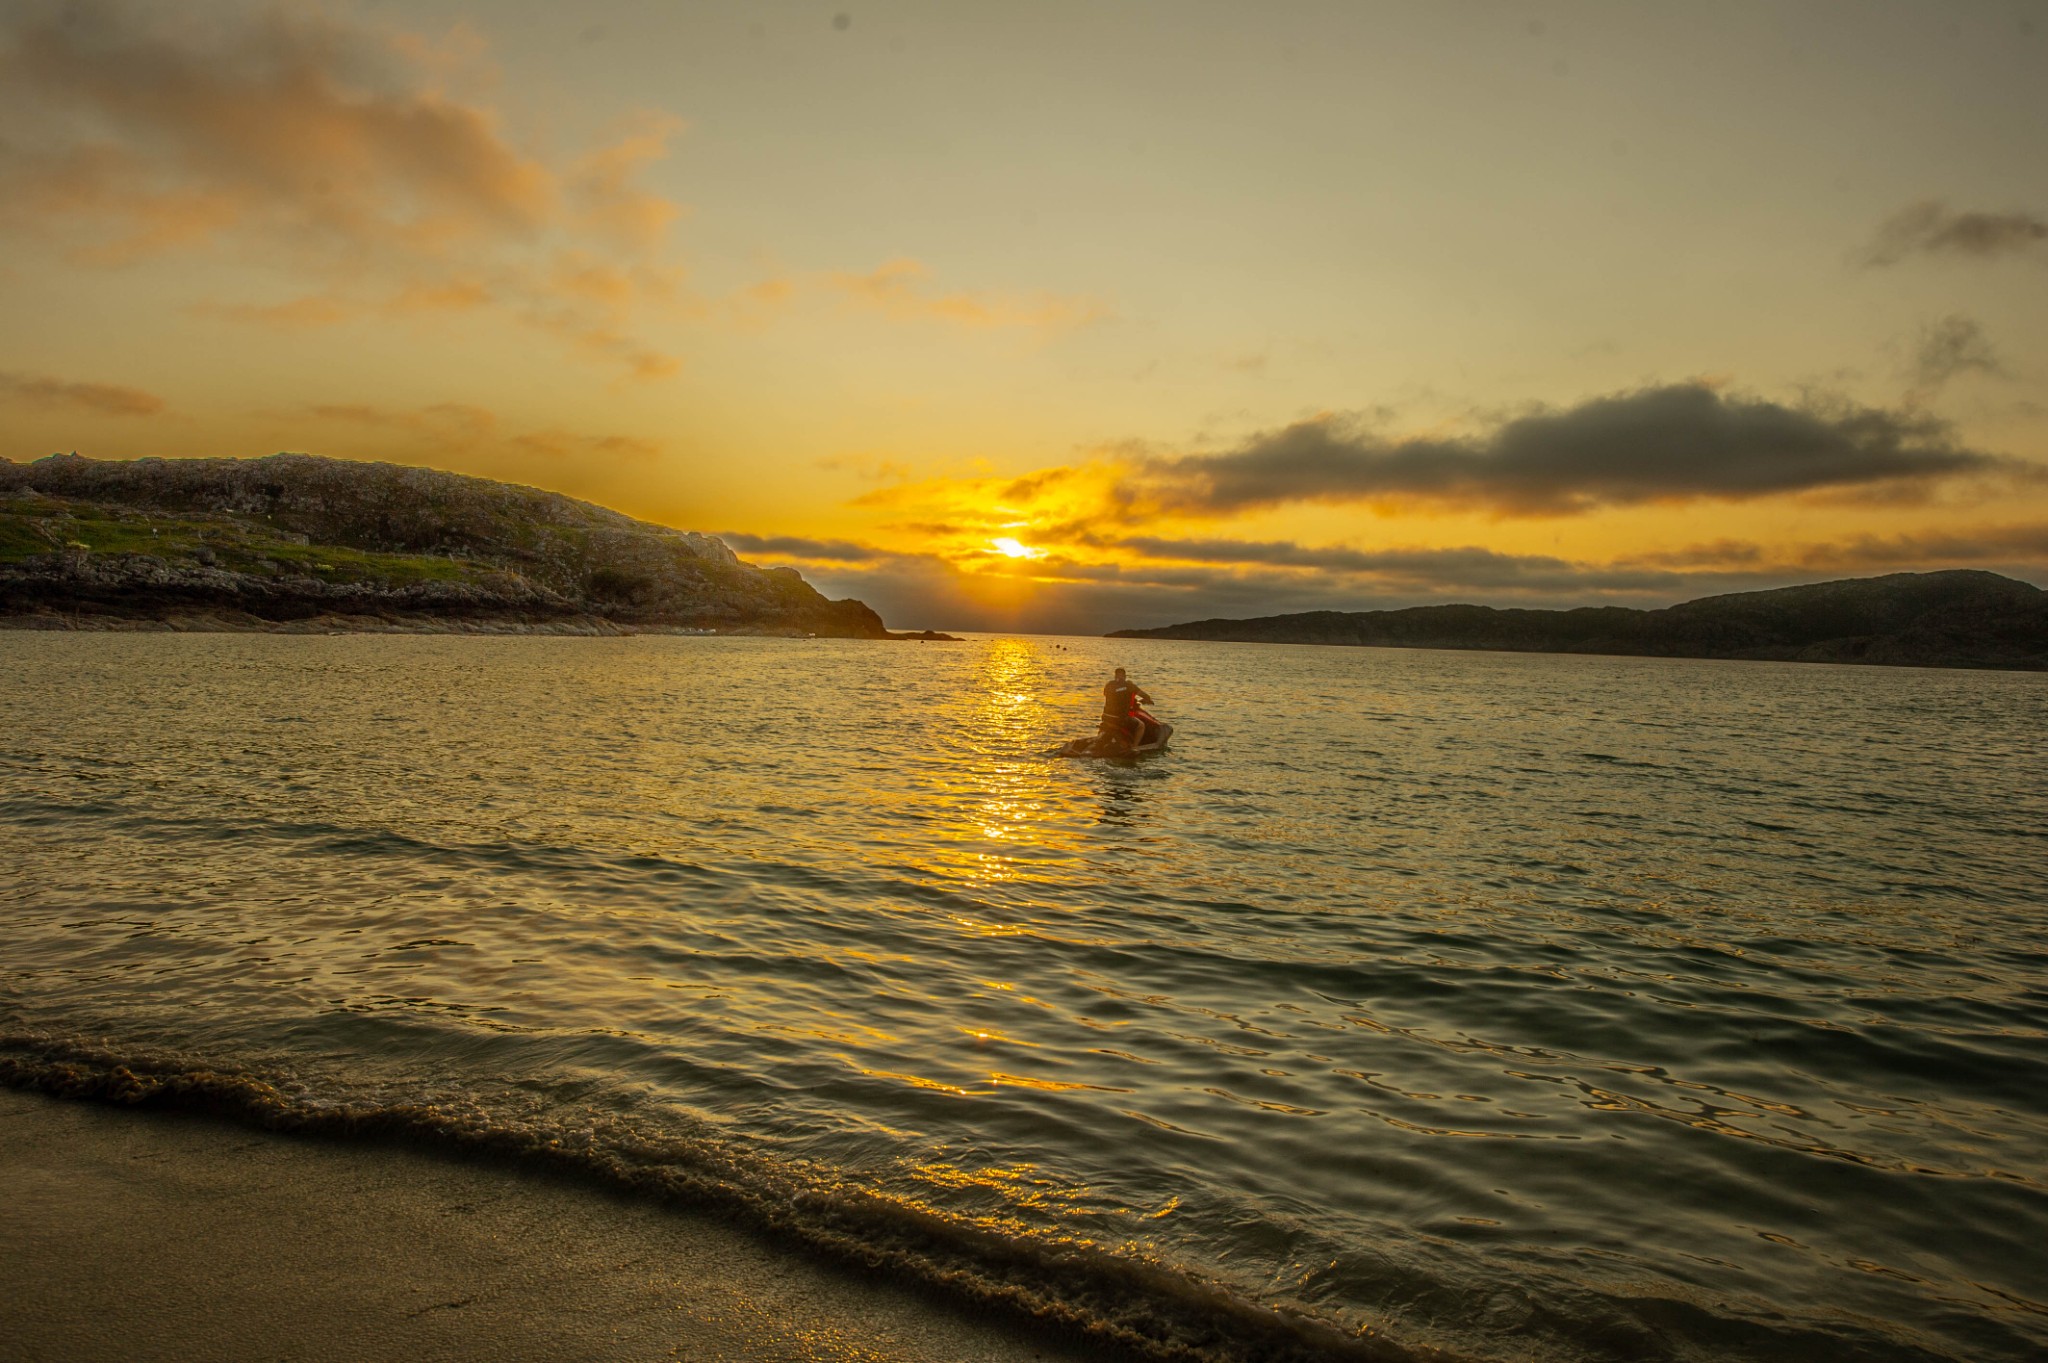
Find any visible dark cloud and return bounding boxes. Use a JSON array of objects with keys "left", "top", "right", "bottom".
[
  {"left": 0, "top": 369, "right": 164, "bottom": 416},
  {"left": 719, "top": 532, "right": 891, "bottom": 564},
  {"left": 1803, "top": 523, "right": 2048, "bottom": 570},
  {"left": 1634, "top": 538, "right": 1766, "bottom": 568},
  {"left": 1863, "top": 200, "right": 2048, "bottom": 266},
  {"left": 1906, "top": 314, "right": 2006, "bottom": 400},
  {"left": 1138, "top": 383, "right": 2001, "bottom": 517},
  {"left": 787, "top": 536, "right": 1754, "bottom": 634},
  {"left": 832, "top": 562, "right": 1746, "bottom": 636},
  {"left": 1102, "top": 536, "right": 1689, "bottom": 593},
  {"left": 1634, "top": 525, "right": 2048, "bottom": 573},
  {"left": 777, "top": 524, "right": 2048, "bottom": 635}
]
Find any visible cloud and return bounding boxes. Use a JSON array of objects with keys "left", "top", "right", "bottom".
[
  {"left": 0, "top": 369, "right": 165, "bottom": 416},
  {"left": 815, "top": 453, "right": 911, "bottom": 484},
  {"left": 569, "top": 112, "right": 688, "bottom": 253},
  {"left": 193, "top": 295, "right": 359, "bottom": 329},
  {"left": 789, "top": 408, "right": 2046, "bottom": 628},
  {"left": 306, "top": 401, "right": 497, "bottom": 438},
  {"left": 718, "top": 509, "right": 2048, "bottom": 635},
  {"left": 720, "top": 532, "right": 892, "bottom": 564},
  {"left": 0, "top": 8, "right": 1096, "bottom": 372},
  {"left": 1863, "top": 200, "right": 2048, "bottom": 266},
  {"left": 779, "top": 541, "right": 1737, "bottom": 635},
  {"left": 0, "top": 3, "right": 686, "bottom": 379},
  {"left": 510, "top": 431, "right": 659, "bottom": 463},
  {"left": 1133, "top": 383, "right": 2009, "bottom": 517},
  {"left": 1086, "top": 535, "right": 1687, "bottom": 593},
  {"left": 0, "top": 5, "right": 552, "bottom": 260},
  {"left": 826, "top": 258, "right": 1105, "bottom": 332},
  {"left": 1905, "top": 314, "right": 2007, "bottom": 402},
  {"left": 296, "top": 400, "right": 656, "bottom": 463},
  {"left": 1791, "top": 523, "right": 2048, "bottom": 571}
]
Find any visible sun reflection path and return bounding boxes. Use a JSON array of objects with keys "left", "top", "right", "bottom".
[
  {"left": 895, "top": 635, "right": 1143, "bottom": 907},
  {"left": 960, "top": 640, "right": 1064, "bottom": 870}
]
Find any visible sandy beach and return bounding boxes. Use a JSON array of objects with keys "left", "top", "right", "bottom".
[{"left": 0, "top": 1087, "right": 1090, "bottom": 1363}]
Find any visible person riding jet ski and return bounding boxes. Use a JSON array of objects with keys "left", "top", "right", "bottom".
[
  {"left": 1049, "top": 667, "right": 1172, "bottom": 758},
  {"left": 1101, "top": 667, "right": 1150, "bottom": 748}
]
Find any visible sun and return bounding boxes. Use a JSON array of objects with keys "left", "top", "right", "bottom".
[{"left": 989, "top": 537, "right": 1042, "bottom": 559}]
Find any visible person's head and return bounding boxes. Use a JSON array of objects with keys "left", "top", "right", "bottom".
[{"left": 1113, "top": 667, "right": 1126, "bottom": 679}]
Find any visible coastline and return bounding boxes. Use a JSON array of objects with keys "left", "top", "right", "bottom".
[
  {"left": 0, "top": 1086, "right": 1093, "bottom": 1363},
  {"left": 0, "top": 610, "right": 959, "bottom": 639}
]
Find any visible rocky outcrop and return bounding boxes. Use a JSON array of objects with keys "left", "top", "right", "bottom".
[
  {"left": 1107, "top": 571, "right": 2048, "bottom": 671},
  {"left": 0, "top": 453, "right": 888, "bottom": 636}
]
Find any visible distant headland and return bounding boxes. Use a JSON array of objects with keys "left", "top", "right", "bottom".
[
  {"left": 1108, "top": 571, "right": 2048, "bottom": 672},
  {"left": 0, "top": 453, "right": 953, "bottom": 639}
]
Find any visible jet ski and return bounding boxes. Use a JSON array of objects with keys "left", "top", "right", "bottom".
[{"left": 1050, "top": 704, "right": 1173, "bottom": 759}]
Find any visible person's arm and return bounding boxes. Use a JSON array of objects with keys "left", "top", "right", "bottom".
[{"left": 1134, "top": 686, "right": 1152, "bottom": 706}]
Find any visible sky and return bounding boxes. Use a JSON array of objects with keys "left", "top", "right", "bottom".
[{"left": 1, "top": 0, "right": 2045, "bottom": 633}]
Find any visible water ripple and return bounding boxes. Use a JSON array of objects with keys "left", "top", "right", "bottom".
[{"left": 2, "top": 632, "right": 2044, "bottom": 1362}]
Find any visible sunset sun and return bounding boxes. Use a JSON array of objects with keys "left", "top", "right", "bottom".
[{"left": 989, "top": 537, "right": 1041, "bottom": 560}]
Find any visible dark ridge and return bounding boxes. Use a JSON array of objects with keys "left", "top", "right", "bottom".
[
  {"left": 0, "top": 1035, "right": 1443, "bottom": 1363},
  {"left": 0, "top": 452, "right": 891, "bottom": 637},
  {"left": 1106, "top": 571, "right": 2048, "bottom": 671}
]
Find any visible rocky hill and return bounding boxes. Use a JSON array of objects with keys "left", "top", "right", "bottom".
[
  {"left": 0, "top": 453, "right": 890, "bottom": 636},
  {"left": 1108, "top": 571, "right": 2048, "bottom": 671}
]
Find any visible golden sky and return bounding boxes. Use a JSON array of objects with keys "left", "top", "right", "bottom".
[{"left": 3, "top": 0, "right": 2045, "bottom": 632}]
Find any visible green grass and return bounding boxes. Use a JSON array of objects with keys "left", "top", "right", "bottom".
[
  {"left": 245, "top": 540, "right": 472, "bottom": 584},
  {"left": 0, "top": 516, "right": 54, "bottom": 560},
  {"left": 57, "top": 514, "right": 185, "bottom": 556},
  {"left": 1, "top": 499, "right": 487, "bottom": 586}
]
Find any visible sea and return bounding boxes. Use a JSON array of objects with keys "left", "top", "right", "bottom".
[{"left": 2, "top": 632, "right": 2044, "bottom": 1363}]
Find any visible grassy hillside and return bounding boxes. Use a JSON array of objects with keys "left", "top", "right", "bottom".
[{"left": 0, "top": 454, "right": 887, "bottom": 637}]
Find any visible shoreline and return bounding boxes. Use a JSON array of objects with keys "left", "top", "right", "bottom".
[
  {"left": 0, "top": 610, "right": 960, "bottom": 639},
  {"left": 0, "top": 1085, "right": 1095, "bottom": 1363}
]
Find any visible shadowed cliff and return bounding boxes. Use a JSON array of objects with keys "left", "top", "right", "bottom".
[
  {"left": 1108, "top": 571, "right": 2048, "bottom": 671},
  {"left": 0, "top": 453, "right": 889, "bottom": 637}
]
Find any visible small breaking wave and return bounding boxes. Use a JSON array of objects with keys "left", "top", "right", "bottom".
[{"left": 0, "top": 1030, "right": 1439, "bottom": 1363}]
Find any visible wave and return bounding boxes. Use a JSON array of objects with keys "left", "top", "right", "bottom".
[{"left": 0, "top": 1030, "right": 1437, "bottom": 1363}]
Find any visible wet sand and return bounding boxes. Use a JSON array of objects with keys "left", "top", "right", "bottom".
[{"left": 0, "top": 1088, "right": 1089, "bottom": 1363}]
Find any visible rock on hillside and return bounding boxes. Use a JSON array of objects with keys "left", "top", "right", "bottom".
[
  {"left": 1107, "top": 571, "right": 2048, "bottom": 671},
  {"left": 0, "top": 453, "right": 887, "bottom": 636}
]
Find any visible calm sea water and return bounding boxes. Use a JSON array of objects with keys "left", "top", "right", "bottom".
[{"left": 3, "top": 633, "right": 2044, "bottom": 1362}]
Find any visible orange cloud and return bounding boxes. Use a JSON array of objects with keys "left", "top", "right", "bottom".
[
  {"left": 816, "top": 453, "right": 912, "bottom": 483},
  {"left": 295, "top": 400, "right": 658, "bottom": 469},
  {"left": 826, "top": 258, "right": 1106, "bottom": 332},
  {"left": 571, "top": 113, "right": 689, "bottom": 253},
  {"left": 0, "top": 9, "right": 553, "bottom": 260},
  {"left": 0, "top": 143, "right": 249, "bottom": 265},
  {"left": 0, "top": 369, "right": 166, "bottom": 417},
  {"left": 187, "top": 264, "right": 685, "bottom": 385},
  {"left": 195, "top": 295, "right": 358, "bottom": 329},
  {"left": 510, "top": 431, "right": 660, "bottom": 464},
  {"left": 304, "top": 402, "right": 498, "bottom": 439},
  {"left": 0, "top": 6, "right": 686, "bottom": 380},
  {"left": 389, "top": 278, "right": 495, "bottom": 314},
  {"left": 191, "top": 278, "right": 495, "bottom": 329}
]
